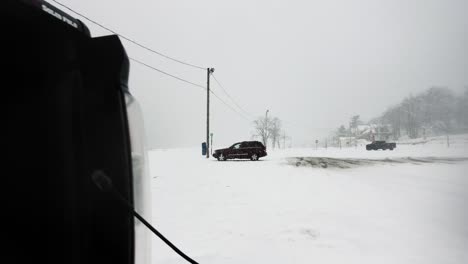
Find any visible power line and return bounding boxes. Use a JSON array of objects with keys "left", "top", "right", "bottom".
[
  {"left": 211, "top": 74, "right": 255, "bottom": 118},
  {"left": 131, "top": 58, "right": 252, "bottom": 122},
  {"left": 51, "top": 0, "right": 206, "bottom": 70},
  {"left": 209, "top": 90, "right": 252, "bottom": 122},
  {"left": 130, "top": 58, "right": 206, "bottom": 90},
  {"left": 49, "top": 1, "right": 253, "bottom": 122}
]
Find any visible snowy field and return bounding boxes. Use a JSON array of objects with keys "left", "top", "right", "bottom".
[{"left": 148, "top": 135, "right": 468, "bottom": 264}]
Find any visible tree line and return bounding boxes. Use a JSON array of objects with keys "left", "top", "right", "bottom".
[
  {"left": 334, "top": 87, "right": 468, "bottom": 141},
  {"left": 373, "top": 87, "right": 468, "bottom": 139}
]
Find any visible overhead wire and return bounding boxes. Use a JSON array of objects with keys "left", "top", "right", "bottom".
[
  {"left": 130, "top": 58, "right": 207, "bottom": 90},
  {"left": 51, "top": 1, "right": 253, "bottom": 123},
  {"left": 209, "top": 89, "right": 252, "bottom": 122},
  {"left": 211, "top": 74, "right": 255, "bottom": 118},
  {"left": 132, "top": 59, "right": 252, "bottom": 122},
  {"left": 50, "top": 1, "right": 336, "bottom": 132},
  {"left": 51, "top": 0, "right": 206, "bottom": 70}
]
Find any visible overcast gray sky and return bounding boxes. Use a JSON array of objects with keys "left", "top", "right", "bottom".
[{"left": 56, "top": 0, "right": 468, "bottom": 149}]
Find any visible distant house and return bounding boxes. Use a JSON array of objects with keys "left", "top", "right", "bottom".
[
  {"left": 339, "top": 136, "right": 357, "bottom": 147},
  {"left": 354, "top": 124, "right": 393, "bottom": 141}
]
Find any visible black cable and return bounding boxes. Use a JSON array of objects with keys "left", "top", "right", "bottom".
[
  {"left": 49, "top": 1, "right": 254, "bottom": 123},
  {"left": 50, "top": 0, "right": 253, "bottom": 123},
  {"left": 211, "top": 74, "right": 254, "bottom": 118},
  {"left": 51, "top": 0, "right": 206, "bottom": 70},
  {"left": 130, "top": 58, "right": 252, "bottom": 122},
  {"left": 209, "top": 89, "right": 252, "bottom": 122},
  {"left": 130, "top": 58, "right": 207, "bottom": 90},
  {"left": 131, "top": 57, "right": 252, "bottom": 121},
  {"left": 91, "top": 171, "right": 200, "bottom": 264}
]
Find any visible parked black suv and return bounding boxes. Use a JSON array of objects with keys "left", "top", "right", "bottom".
[
  {"left": 213, "top": 141, "right": 267, "bottom": 161},
  {"left": 366, "top": 141, "right": 396, "bottom": 150}
]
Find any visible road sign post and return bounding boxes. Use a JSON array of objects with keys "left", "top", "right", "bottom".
[{"left": 210, "top": 133, "right": 213, "bottom": 155}]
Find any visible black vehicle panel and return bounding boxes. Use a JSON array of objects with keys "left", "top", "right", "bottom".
[{"left": 214, "top": 141, "right": 267, "bottom": 160}]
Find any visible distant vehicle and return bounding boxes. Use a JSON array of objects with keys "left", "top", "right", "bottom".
[
  {"left": 366, "top": 141, "right": 396, "bottom": 151},
  {"left": 213, "top": 141, "right": 267, "bottom": 161}
]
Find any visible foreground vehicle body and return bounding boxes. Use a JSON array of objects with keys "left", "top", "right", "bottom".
[
  {"left": 5, "top": 1, "right": 151, "bottom": 264},
  {"left": 213, "top": 141, "right": 267, "bottom": 161}
]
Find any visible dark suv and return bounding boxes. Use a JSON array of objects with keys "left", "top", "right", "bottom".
[
  {"left": 366, "top": 141, "right": 396, "bottom": 150},
  {"left": 213, "top": 141, "right": 267, "bottom": 161}
]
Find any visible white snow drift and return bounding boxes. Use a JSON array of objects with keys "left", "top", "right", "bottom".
[{"left": 148, "top": 135, "right": 468, "bottom": 264}]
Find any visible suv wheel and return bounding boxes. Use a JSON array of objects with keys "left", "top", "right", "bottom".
[
  {"left": 218, "top": 153, "right": 226, "bottom": 161},
  {"left": 250, "top": 153, "right": 259, "bottom": 161}
]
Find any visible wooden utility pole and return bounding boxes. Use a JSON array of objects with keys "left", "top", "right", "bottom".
[{"left": 206, "top": 68, "right": 214, "bottom": 158}]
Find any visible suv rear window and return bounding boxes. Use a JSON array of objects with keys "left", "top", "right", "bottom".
[{"left": 240, "top": 141, "right": 264, "bottom": 148}]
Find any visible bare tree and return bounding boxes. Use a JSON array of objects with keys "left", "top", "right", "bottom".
[
  {"left": 253, "top": 115, "right": 271, "bottom": 147},
  {"left": 349, "top": 115, "right": 362, "bottom": 136},
  {"left": 336, "top": 125, "right": 348, "bottom": 137},
  {"left": 332, "top": 87, "right": 466, "bottom": 142},
  {"left": 457, "top": 87, "right": 468, "bottom": 129},
  {"left": 269, "top": 117, "right": 282, "bottom": 149},
  {"left": 253, "top": 114, "right": 283, "bottom": 149},
  {"left": 280, "top": 130, "right": 289, "bottom": 149},
  {"left": 380, "top": 106, "right": 401, "bottom": 139},
  {"left": 374, "top": 86, "right": 465, "bottom": 139}
]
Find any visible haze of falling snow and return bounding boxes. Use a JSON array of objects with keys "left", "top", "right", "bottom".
[{"left": 57, "top": 0, "right": 468, "bottom": 148}]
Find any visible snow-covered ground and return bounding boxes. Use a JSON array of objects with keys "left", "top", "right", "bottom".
[{"left": 148, "top": 135, "right": 468, "bottom": 264}]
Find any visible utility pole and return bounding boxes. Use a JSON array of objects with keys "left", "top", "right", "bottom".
[
  {"left": 206, "top": 67, "right": 214, "bottom": 158},
  {"left": 265, "top": 109, "right": 269, "bottom": 147}
]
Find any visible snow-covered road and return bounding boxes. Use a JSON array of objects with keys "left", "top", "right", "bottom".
[{"left": 148, "top": 140, "right": 468, "bottom": 264}]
